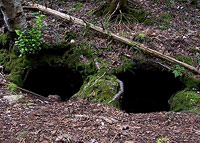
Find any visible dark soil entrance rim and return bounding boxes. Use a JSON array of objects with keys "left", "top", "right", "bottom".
[
  {"left": 116, "top": 61, "right": 185, "bottom": 113},
  {"left": 23, "top": 65, "right": 83, "bottom": 101}
]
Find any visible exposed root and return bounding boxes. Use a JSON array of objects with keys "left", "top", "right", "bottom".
[{"left": 108, "top": 79, "right": 124, "bottom": 104}]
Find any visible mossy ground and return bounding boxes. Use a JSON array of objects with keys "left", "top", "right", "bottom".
[
  {"left": 170, "top": 90, "right": 200, "bottom": 112},
  {"left": 73, "top": 73, "right": 120, "bottom": 108}
]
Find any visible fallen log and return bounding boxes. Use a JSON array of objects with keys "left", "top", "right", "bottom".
[{"left": 26, "top": 3, "right": 200, "bottom": 75}]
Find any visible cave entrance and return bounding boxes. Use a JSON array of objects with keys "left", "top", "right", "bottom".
[
  {"left": 23, "top": 65, "right": 83, "bottom": 101},
  {"left": 116, "top": 62, "right": 185, "bottom": 113}
]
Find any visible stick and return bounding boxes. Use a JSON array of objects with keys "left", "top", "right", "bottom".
[
  {"left": 108, "top": 79, "right": 124, "bottom": 104},
  {"left": 0, "top": 82, "right": 51, "bottom": 101},
  {"left": 25, "top": 3, "right": 200, "bottom": 75},
  {"left": 110, "top": 133, "right": 119, "bottom": 143}
]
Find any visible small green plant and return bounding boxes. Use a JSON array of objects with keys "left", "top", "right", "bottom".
[
  {"left": 156, "top": 137, "right": 169, "bottom": 143},
  {"left": 172, "top": 65, "right": 185, "bottom": 77},
  {"left": 134, "top": 33, "right": 147, "bottom": 41},
  {"left": 166, "top": 0, "right": 172, "bottom": 6},
  {"left": 161, "top": 13, "right": 171, "bottom": 24},
  {"left": 155, "top": 25, "right": 167, "bottom": 30},
  {"left": 15, "top": 13, "right": 46, "bottom": 56},
  {"left": 6, "top": 83, "right": 19, "bottom": 92},
  {"left": 70, "top": 2, "right": 83, "bottom": 12}
]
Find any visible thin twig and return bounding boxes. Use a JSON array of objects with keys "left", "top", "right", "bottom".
[
  {"left": 80, "top": 72, "right": 106, "bottom": 97},
  {"left": 90, "top": 72, "right": 106, "bottom": 87},
  {"left": 0, "top": 82, "right": 51, "bottom": 101},
  {"left": 110, "top": 133, "right": 119, "bottom": 143}
]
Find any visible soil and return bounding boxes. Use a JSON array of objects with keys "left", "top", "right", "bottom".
[
  {"left": 0, "top": 0, "right": 200, "bottom": 142},
  {"left": 0, "top": 75, "right": 200, "bottom": 143}
]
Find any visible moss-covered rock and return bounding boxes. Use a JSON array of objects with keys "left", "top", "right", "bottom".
[
  {"left": 181, "top": 76, "right": 200, "bottom": 90},
  {"left": 73, "top": 73, "right": 120, "bottom": 108},
  {"left": 170, "top": 90, "right": 200, "bottom": 112}
]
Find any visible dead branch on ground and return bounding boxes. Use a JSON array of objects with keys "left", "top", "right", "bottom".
[{"left": 25, "top": 3, "right": 200, "bottom": 75}]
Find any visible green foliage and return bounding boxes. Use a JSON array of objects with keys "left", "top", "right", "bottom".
[
  {"left": 15, "top": 13, "right": 46, "bottom": 56},
  {"left": 172, "top": 65, "right": 185, "bottom": 77},
  {"left": 70, "top": 2, "right": 83, "bottom": 12},
  {"left": 156, "top": 137, "right": 169, "bottom": 143},
  {"left": 109, "top": 56, "right": 133, "bottom": 74},
  {"left": 166, "top": 0, "right": 173, "bottom": 7},
  {"left": 134, "top": 33, "right": 147, "bottom": 41},
  {"left": 87, "top": 9, "right": 96, "bottom": 17},
  {"left": 161, "top": 13, "right": 171, "bottom": 24},
  {"left": 5, "top": 83, "right": 19, "bottom": 92},
  {"left": 64, "top": 31, "right": 77, "bottom": 41},
  {"left": 144, "top": 17, "right": 155, "bottom": 25},
  {"left": 155, "top": 25, "right": 167, "bottom": 30},
  {"left": 65, "top": 42, "right": 96, "bottom": 76},
  {"left": 26, "top": 103, "right": 36, "bottom": 106},
  {"left": 132, "top": 9, "right": 147, "bottom": 23},
  {"left": 181, "top": 76, "right": 200, "bottom": 90},
  {"left": 170, "top": 90, "right": 200, "bottom": 111},
  {"left": 187, "top": 108, "right": 200, "bottom": 114},
  {"left": 0, "top": 33, "right": 8, "bottom": 46},
  {"left": 176, "top": 0, "right": 187, "bottom": 2},
  {"left": 176, "top": 55, "right": 193, "bottom": 65}
]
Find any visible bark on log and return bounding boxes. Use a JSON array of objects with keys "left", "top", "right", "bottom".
[
  {"left": 26, "top": 3, "right": 200, "bottom": 75},
  {"left": 0, "top": 0, "right": 27, "bottom": 32}
]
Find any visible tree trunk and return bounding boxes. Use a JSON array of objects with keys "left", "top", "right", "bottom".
[
  {"left": 0, "top": 0, "right": 27, "bottom": 32},
  {"left": 107, "top": 0, "right": 128, "bottom": 14}
]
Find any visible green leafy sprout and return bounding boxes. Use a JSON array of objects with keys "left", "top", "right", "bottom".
[
  {"left": 15, "top": 13, "right": 46, "bottom": 56},
  {"left": 156, "top": 137, "right": 169, "bottom": 143},
  {"left": 172, "top": 65, "right": 185, "bottom": 78}
]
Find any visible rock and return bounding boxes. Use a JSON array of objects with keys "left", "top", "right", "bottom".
[
  {"left": 3, "top": 94, "right": 24, "bottom": 104},
  {"left": 48, "top": 95, "right": 61, "bottom": 101},
  {"left": 70, "top": 39, "right": 75, "bottom": 43}
]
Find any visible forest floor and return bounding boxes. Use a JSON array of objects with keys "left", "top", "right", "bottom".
[
  {"left": 0, "top": 0, "right": 200, "bottom": 142},
  {"left": 0, "top": 76, "right": 200, "bottom": 143}
]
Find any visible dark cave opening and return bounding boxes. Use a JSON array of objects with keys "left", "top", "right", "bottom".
[
  {"left": 116, "top": 63, "right": 185, "bottom": 113},
  {"left": 23, "top": 65, "right": 83, "bottom": 101}
]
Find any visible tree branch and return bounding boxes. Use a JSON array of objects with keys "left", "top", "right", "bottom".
[{"left": 25, "top": 3, "right": 200, "bottom": 75}]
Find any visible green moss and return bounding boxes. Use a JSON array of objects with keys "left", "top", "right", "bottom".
[
  {"left": 70, "top": 2, "right": 83, "bottom": 12},
  {"left": 181, "top": 76, "right": 200, "bottom": 90},
  {"left": 64, "top": 31, "right": 77, "bottom": 41},
  {"left": 176, "top": 55, "right": 193, "bottom": 65},
  {"left": 65, "top": 46, "right": 96, "bottom": 76},
  {"left": 0, "top": 40, "right": 97, "bottom": 86},
  {"left": 144, "top": 17, "right": 155, "bottom": 25},
  {"left": 155, "top": 25, "right": 167, "bottom": 30},
  {"left": 132, "top": 9, "right": 147, "bottom": 23},
  {"left": 160, "top": 13, "right": 171, "bottom": 24},
  {"left": 170, "top": 90, "right": 200, "bottom": 111},
  {"left": 0, "top": 42, "right": 76, "bottom": 86},
  {"left": 186, "top": 108, "right": 200, "bottom": 114},
  {"left": 73, "top": 73, "right": 120, "bottom": 108},
  {"left": 0, "top": 32, "right": 8, "bottom": 46},
  {"left": 5, "top": 83, "right": 19, "bottom": 92},
  {"left": 0, "top": 49, "right": 32, "bottom": 86}
]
